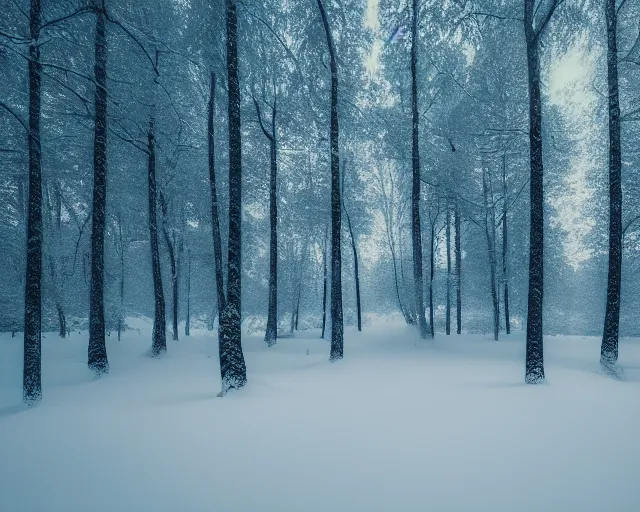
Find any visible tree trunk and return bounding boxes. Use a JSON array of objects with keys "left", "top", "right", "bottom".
[
  {"left": 185, "top": 249, "right": 191, "bottom": 337},
  {"left": 428, "top": 223, "right": 435, "bottom": 338},
  {"left": 88, "top": 2, "right": 109, "bottom": 375},
  {"left": 253, "top": 92, "right": 279, "bottom": 347},
  {"left": 317, "top": 0, "right": 344, "bottom": 361},
  {"left": 208, "top": 72, "right": 226, "bottom": 319},
  {"left": 321, "top": 226, "right": 328, "bottom": 339},
  {"left": 44, "top": 184, "right": 66, "bottom": 339},
  {"left": 148, "top": 52, "right": 167, "bottom": 356},
  {"left": 483, "top": 167, "right": 500, "bottom": 342},
  {"left": 502, "top": 155, "right": 511, "bottom": 335},
  {"left": 411, "top": 0, "right": 428, "bottom": 339},
  {"left": 295, "top": 286, "right": 301, "bottom": 331},
  {"left": 266, "top": 123, "right": 278, "bottom": 344},
  {"left": 117, "top": 213, "right": 124, "bottom": 341},
  {"left": 524, "top": 0, "right": 545, "bottom": 383},
  {"left": 455, "top": 200, "right": 462, "bottom": 334},
  {"left": 601, "top": 0, "right": 622, "bottom": 376},
  {"left": 23, "top": 16, "right": 43, "bottom": 399},
  {"left": 161, "top": 219, "right": 179, "bottom": 342},
  {"left": 342, "top": 164, "right": 362, "bottom": 332},
  {"left": 446, "top": 206, "right": 451, "bottom": 335},
  {"left": 219, "top": 0, "right": 247, "bottom": 394},
  {"left": 171, "top": 240, "right": 179, "bottom": 341}
]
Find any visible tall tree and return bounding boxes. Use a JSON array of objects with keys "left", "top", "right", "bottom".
[
  {"left": 502, "top": 153, "right": 511, "bottom": 335},
  {"left": 445, "top": 205, "right": 451, "bottom": 335},
  {"left": 88, "top": 0, "right": 109, "bottom": 375},
  {"left": 218, "top": 0, "right": 247, "bottom": 394},
  {"left": 185, "top": 248, "right": 191, "bottom": 337},
  {"left": 524, "top": 0, "right": 564, "bottom": 384},
  {"left": 252, "top": 91, "right": 278, "bottom": 347},
  {"left": 483, "top": 166, "right": 500, "bottom": 341},
  {"left": 342, "top": 162, "right": 362, "bottom": 332},
  {"left": 455, "top": 200, "right": 462, "bottom": 334},
  {"left": 23, "top": 0, "right": 44, "bottom": 403},
  {"left": 148, "top": 56, "right": 167, "bottom": 357},
  {"left": 411, "top": 0, "right": 429, "bottom": 338},
  {"left": 208, "top": 72, "right": 226, "bottom": 321},
  {"left": 317, "top": 0, "right": 344, "bottom": 361},
  {"left": 600, "top": 0, "right": 622, "bottom": 376}
]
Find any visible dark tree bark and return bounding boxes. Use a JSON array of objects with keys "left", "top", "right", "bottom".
[
  {"left": 44, "top": 183, "right": 67, "bottom": 339},
  {"left": 208, "top": 72, "right": 226, "bottom": 319},
  {"left": 411, "top": 0, "right": 428, "bottom": 338},
  {"left": 294, "top": 287, "right": 301, "bottom": 331},
  {"left": 483, "top": 168, "right": 500, "bottom": 341},
  {"left": 601, "top": 0, "right": 622, "bottom": 376},
  {"left": 219, "top": 0, "right": 247, "bottom": 394},
  {"left": 252, "top": 94, "right": 278, "bottom": 347},
  {"left": 148, "top": 62, "right": 166, "bottom": 356},
  {"left": 524, "top": 0, "right": 562, "bottom": 383},
  {"left": 342, "top": 163, "right": 362, "bottom": 332},
  {"left": 321, "top": 226, "right": 328, "bottom": 339},
  {"left": 88, "top": 1, "right": 110, "bottom": 375},
  {"left": 317, "top": 0, "right": 344, "bottom": 361},
  {"left": 160, "top": 192, "right": 179, "bottom": 342},
  {"left": 428, "top": 223, "right": 435, "bottom": 338},
  {"left": 185, "top": 249, "right": 191, "bottom": 337},
  {"left": 445, "top": 206, "right": 451, "bottom": 335},
  {"left": 455, "top": 200, "right": 462, "bottom": 334},
  {"left": 502, "top": 154, "right": 511, "bottom": 335},
  {"left": 117, "top": 213, "right": 124, "bottom": 341},
  {"left": 23, "top": 0, "right": 43, "bottom": 404}
]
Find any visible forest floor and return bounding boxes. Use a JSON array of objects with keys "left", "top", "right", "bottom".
[{"left": 1, "top": 317, "right": 640, "bottom": 511}]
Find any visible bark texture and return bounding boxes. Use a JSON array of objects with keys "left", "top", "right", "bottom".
[
  {"left": 88, "top": 2, "right": 110, "bottom": 375},
  {"left": 411, "top": 0, "right": 428, "bottom": 338},
  {"left": 317, "top": 0, "right": 344, "bottom": 361},
  {"left": 455, "top": 201, "right": 462, "bottom": 334},
  {"left": 219, "top": 0, "right": 247, "bottom": 393},
  {"left": 148, "top": 111, "right": 166, "bottom": 357},
  {"left": 24, "top": 0, "right": 43, "bottom": 404},
  {"left": 524, "top": 0, "right": 545, "bottom": 383},
  {"left": 601, "top": 0, "right": 622, "bottom": 376},
  {"left": 208, "top": 73, "right": 226, "bottom": 320}
]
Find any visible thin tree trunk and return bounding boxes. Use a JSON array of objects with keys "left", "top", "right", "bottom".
[
  {"left": 253, "top": 93, "right": 278, "bottom": 346},
  {"left": 294, "top": 285, "right": 301, "bottom": 330},
  {"left": 219, "top": 0, "right": 247, "bottom": 394},
  {"left": 524, "top": 0, "right": 545, "bottom": 383},
  {"left": 88, "top": 1, "right": 109, "bottom": 375},
  {"left": 161, "top": 213, "right": 179, "bottom": 342},
  {"left": 483, "top": 167, "right": 500, "bottom": 341},
  {"left": 411, "top": 0, "right": 428, "bottom": 339},
  {"left": 455, "top": 200, "right": 462, "bottom": 334},
  {"left": 502, "top": 155, "right": 511, "bottom": 335},
  {"left": 117, "top": 213, "right": 124, "bottom": 341},
  {"left": 44, "top": 184, "right": 66, "bottom": 339},
  {"left": 601, "top": 0, "right": 622, "bottom": 376},
  {"left": 185, "top": 249, "right": 191, "bottom": 337},
  {"left": 317, "top": 0, "right": 344, "bottom": 361},
  {"left": 342, "top": 163, "right": 362, "bottom": 332},
  {"left": 208, "top": 72, "right": 226, "bottom": 319},
  {"left": 429, "top": 223, "right": 435, "bottom": 338},
  {"left": 321, "top": 226, "right": 328, "bottom": 338},
  {"left": 172, "top": 239, "right": 179, "bottom": 341},
  {"left": 148, "top": 51, "right": 166, "bottom": 356},
  {"left": 446, "top": 206, "right": 451, "bottom": 335}
]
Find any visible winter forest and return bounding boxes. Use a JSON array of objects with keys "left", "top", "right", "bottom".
[{"left": 1, "top": 0, "right": 640, "bottom": 510}]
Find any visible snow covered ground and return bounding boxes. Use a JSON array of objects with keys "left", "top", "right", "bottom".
[{"left": 1, "top": 317, "right": 640, "bottom": 511}]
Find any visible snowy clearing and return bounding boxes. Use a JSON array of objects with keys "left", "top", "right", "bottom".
[{"left": 1, "top": 319, "right": 640, "bottom": 512}]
